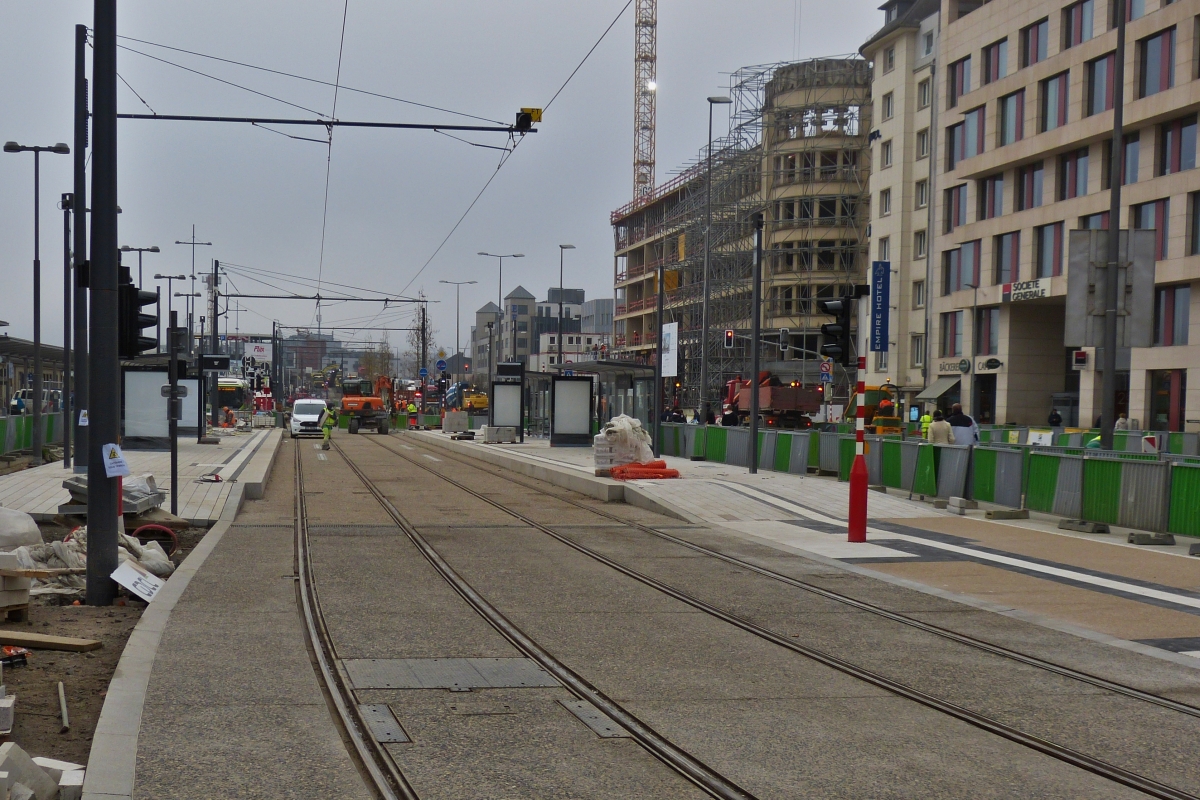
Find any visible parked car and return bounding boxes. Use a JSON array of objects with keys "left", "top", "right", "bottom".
[
  {"left": 8, "top": 389, "right": 60, "bottom": 415},
  {"left": 289, "top": 399, "right": 328, "bottom": 438}
]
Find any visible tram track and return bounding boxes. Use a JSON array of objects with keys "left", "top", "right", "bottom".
[
  {"left": 294, "top": 443, "right": 420, "bottom": 800},
  {"left": 361, "top": 432, "right": 1200, "bottom": 800},
  {"left": 381, "top": 434, "right": 1200, "bottom": 720}
]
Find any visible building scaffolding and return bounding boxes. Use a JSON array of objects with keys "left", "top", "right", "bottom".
[{"left": 612, "top": 57, "right": 872, "bottom": 411}]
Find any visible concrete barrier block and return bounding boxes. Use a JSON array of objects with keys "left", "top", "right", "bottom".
[
  {"left": 482, "top": 426, "right": 517, "bottom": 444},
  {"left": 31, "top": 758, "right": 82, "bottom": 784},
  {"left": 931, "top": 499, "right": 948, "bottom": 509},
  {"left": 57, "top": 770, "right": 84, "bottom": 800},
  {"left": 1058, "top": 519, "right": 1109, "bottom": 534},
  {"left": 1190, "top": 542, "right": 1200, "bottom": 557},
  {"left": 0, "top": 695, "right": 13, "bottom": 734},
  {"left": 986, "top": 509, "right": 1030, "bottom": 520},
  {"left": 1128, "top": 532, "right": 1175, "bottom": 546},
  {"left": 948, "top": 496, "right": 978, "bottom": 509},
  {"left": 0, "top": 743, "right": 57, "bottom": 799}
]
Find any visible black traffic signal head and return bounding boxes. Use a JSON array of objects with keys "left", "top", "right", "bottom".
[
  {"left": 723, "top": 329, "right": 735, "bottom": 349},
  {"left": 817, "top": 297, "right": 853, "bottom": 366},
  {"left": 119, "top": 282, "right": 159, "bottom": 359}
]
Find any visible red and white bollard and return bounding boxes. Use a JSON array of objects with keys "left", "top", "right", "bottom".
[{"left": 848, "top": 356, "right": 867, "bottom": 543}]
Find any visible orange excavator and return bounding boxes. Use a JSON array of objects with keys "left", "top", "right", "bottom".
[{"left": 339, "top": 375, "right": 393, "bottom": 435}]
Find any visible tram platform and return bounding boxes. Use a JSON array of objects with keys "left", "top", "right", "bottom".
[{"left": 408, "top": 429, "right": 1200, "bottom": 667}]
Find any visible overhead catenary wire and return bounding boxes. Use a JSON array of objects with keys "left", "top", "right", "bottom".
[
  {"left": 314, "top": 0, "right": 352, "bottom": 329},
  {"left": 398, "top": 0, "right": 634, "bottom": 295},
  {"left": 113, "top": 33, "right": 505, "bottom": 125}
]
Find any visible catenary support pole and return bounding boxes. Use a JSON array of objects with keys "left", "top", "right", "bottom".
[
  {"left": 168, "top": 311, "right": 179, "bottom": 516},
  {"left": 749, "top": 215, "right": 763, "bottom": 474},
  {"left": 32, "top": 150, "right": 43, "bottom": 467},
  {"left": 62, "top": 196, "right": 72, "bottom": 469},
  {"left": 1101, "top": 0, "right": 1127, "bottom": 450},
  {"left": 87, "top": 0, "right": 119, "bottom": 605},
  {"left": 848, "top": 355, "right": 868, "bottom": 542},
  {"left": 72, "top": 23, "right": 89, "bottom": 474},
  {"left": 210, "top": 260, "right": 220, "bottom": 430},
  {"left": 653, "top": 261, "right": 664, "bottom": 458}
]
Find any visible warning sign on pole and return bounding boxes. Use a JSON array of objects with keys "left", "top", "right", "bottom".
[{"left": 102, "top": 443, "right": 131, "bottom": 478}]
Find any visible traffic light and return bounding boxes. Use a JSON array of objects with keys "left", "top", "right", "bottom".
[
  {"left": 817, "top": 297, "right": 853, "bottom": 366},
  {"left": 119, "top": 273, "right": 159, "bottom": 359},
  {"left": 724, "top": 329, "right": 735, "bottom": 349},
  {"left": 779, "top": 327, "right": 790, "bottom": 353}
]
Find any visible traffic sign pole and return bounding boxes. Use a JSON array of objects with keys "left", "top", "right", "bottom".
[{"left": 848, "top": 355, "right": 867, "bottom": 543}]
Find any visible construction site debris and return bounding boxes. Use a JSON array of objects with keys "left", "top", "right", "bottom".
[
  {"left": 0, "top": 742, "right": 58, "bottom": 800},
  {"left": 595, "top": 415, "right": 654, "bottom": 466},
  {"left": 29, "top": 759, "right": 82, "bottom": 785},
  {"left": 610, "top": 460, "right": 681, "bottom": 481},
  {"left": 15, "top": 526, "right": 174, "bottom": 598},
  {"left": 0, "top": 511, "right": 43, "bottom": 552},
  {"left": 56, "top": 683, "right": 67, "bottom": 734},
  {"left": 58, "top": 474, "right": 166, "bottom": 516},
  {"left": 0, "top": 634, "right": 100, "bottom": 654}
]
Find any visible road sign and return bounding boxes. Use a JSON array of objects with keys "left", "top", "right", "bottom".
[
  {"left": 419, "top": 367, "right": 429, "bottom": 378},
  {"left": 436, "top": 359, "right": 447, "bottom": 372},
  {"left": 819, "top": 361, "right": 833, "bottom": 375},
  {"left": 820, "top": 372, "right": 833, "bottom": 383},
  {"left": 200, "top": 354, "right": 230, "bottom": 372},
  {"left": 563, "top": 370, "right": 574, "bottom": 377},
  {"left": 160, "top": 384, "right": 189, "bottom": 398}
]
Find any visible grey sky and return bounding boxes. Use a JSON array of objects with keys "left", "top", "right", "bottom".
[{"left": 1, "top": 1, "right": 884, "bottom": 356}]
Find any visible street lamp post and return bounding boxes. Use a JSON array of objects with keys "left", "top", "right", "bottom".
[
  {"left": 120, "top": 245, "right": 160, "bottom": 286},
  {"left": 156, "top": 274, "right": 188, "bottom": 335},
  {"left": 558, "top": 245, "right": 575, "bottom": 369},
  {"left": 698, "top": 97, "right": 732, "bottom": 423},
  {"left": 478, "top": 252, "right": 523, "bottom": 369},
  {"left": 174, "top": 227, "right": 211, "bottom": 352},
  {"left": 4, "top": 141, "right": 71, "bottom": 466},
  {"left": 438, "top": 279, "right": 478, "bottom": 387}
]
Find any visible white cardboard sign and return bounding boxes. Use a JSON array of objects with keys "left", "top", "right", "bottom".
[
  {"left": 102, "top": 443, "right": 131, "bottom": 478},
  {"left": 78, "top": 410, "right": 89, "bottom": 426},
  {"left": 110, "top": 559, "right": 164, "bottom": 602}
]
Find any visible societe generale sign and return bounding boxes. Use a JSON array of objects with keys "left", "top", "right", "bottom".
[{"left": 1002, "top": 278, "right": 1050, "bottom": 302}]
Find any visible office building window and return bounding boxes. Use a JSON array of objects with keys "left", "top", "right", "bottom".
[
  {"left": 1020, "top": 18, "right": 1049, "bottom": 67},
  {"left": 948, "top": 107, "right": 985, "bottom": 168},
  {"left": 913, "top": 279, "right": 926, "bottom": 309},
  {"left": 945, "top": 184, "right": 968, "bottom": 232},
  {"left": 975, "top": 307, "right": 1000, "bottom": 355},
  {"left": 995, "top": 231, "right": 1020, "bottom": 284},
  {"left": 911, "top": 334, "right": 926, "bottom": 367},
  {"left": 999, "top": 89, "right": 1025, "bottom": 145},
  {"left": 881, "top": 139, "right": 893, "bottom": 167},
  {"left": 983, "top": 39, "right": 1008, "bottom": 84},
  {"left": 1104, "top": 133, "right": 1140, "bottom": 188},
  {"left": 980, "top": 174, "right": 1004, "bottom": 219},
  {"left": 1041, "top": 72, "right": 1070, "bottom": 132},
  {"left": 944, "top": 240, "right": 981, "bottom": 294},
  {"left": 1081, "top": 211, "right": 1109, "bottom": 229},
  {"left": 940, "top": 311, "right": 964, "bottom": 356},
  {"left": 1125, "top": 0, "right": 1146, "bottom": 21},
  {"left": 918, "top": 79, "right": 931, "bottom": 109},
  {"left": 1017, "top": 161, "right": 1045, "bottom": 210},
  {"left": 916, "top": 179, "right": 929, "bottom": 209},
  {"left": 875, "top": 350, "right": 890, "bottom": 371},
  {"left": 882, "top": 91, "right": 894, "bottom": 119},
  {"left": 923, "top": 31, "right": 935, "bottom": 57},
  {"left": 949, "top": 57, "right": 972, "bottom": 107},
  {"left": 1058, "top": 148, "right": 1089, "bottom": 200},
  {"left": 878, "top": 236, "right": 890, "bottom": 261},
  {"left": 880, "top": 188, "right": 892, "bottom": 216},
  {"left": 1087, "top": 53, "right": 1115, "bottom": 115},
  {"left": 917, "top": 128, "right": 930, "bottom": 158},
  {"left": 1192, "top": 192, "right": 1200, "bottom": 255},
  {"left": 1063, "top": 0, "right": 1094, "bottom": 49},
  {"left": 1139, "top": 28, "right": 1175, "bottom": 98},
  {"left": 914, "top": 230, "right": 928, "bottom": 259},
  {"left": 1155, "top": 285, "right": 1190, "bottom": 346},
  {"left": 1035, "top": 222, "right": 1064, "bottom": 277},
  {"left": 884, "top": 46, "right": 896, "bottom": 72},
  {"left": 1133, "top": 199, "right": 1170, "bottom": 260},
  {"left": 1159, "top": 115, "right": 1197, "bottom": 176}
]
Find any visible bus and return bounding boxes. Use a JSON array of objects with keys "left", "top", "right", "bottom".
[{"left": 217, "top": 377, "right": 249, "bottom": 409}]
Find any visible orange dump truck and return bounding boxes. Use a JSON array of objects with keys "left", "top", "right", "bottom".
[{"left": 339, "top": 376, "right": 392, "bottom": 434}]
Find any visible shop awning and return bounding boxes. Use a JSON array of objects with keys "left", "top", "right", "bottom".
[{"left": 914, "top": 376, "right": 961, "bottom": 402}]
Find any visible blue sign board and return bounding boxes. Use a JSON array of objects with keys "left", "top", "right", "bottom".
[
  {"left": 418, "top": 367, "right": 429, "bottom": 378},
  {"left": 435, "top": 359, "right": 447, "bottom": 372},
  {"left": 820, "top": 372, "right": 833, "bottom": 383},
  {"left": 870, "top": 260, "right": 891, "bottom": 353}
]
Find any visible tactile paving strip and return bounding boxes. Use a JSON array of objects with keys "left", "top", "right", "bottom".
[{"left": 344, "top": 657, "right": 560, "bottom": 690}]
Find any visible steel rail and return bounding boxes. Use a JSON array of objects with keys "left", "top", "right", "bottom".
[
  {"left": 396, "top": 436, "right": 1200, "bottom": 719},
  {"left": 330, "top": 439, "right": 757, "bottom": 800},
  {"left": 369, "top": 435, "right": 1200, "bottom": 800},
  {"left": 294, "top": 444, "right": 420, "bottom": 800}
]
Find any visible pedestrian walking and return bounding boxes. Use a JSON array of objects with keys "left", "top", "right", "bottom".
[
  {"left": 319, "top": 406, "right": 336, "bottom": 450},
  {"left": 926, "top": 410, "right": 952, "bottom": 444}
]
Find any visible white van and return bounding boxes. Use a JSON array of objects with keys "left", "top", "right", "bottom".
[{"left": 290, "top": 399, "right": 328, "bottom": 439}]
